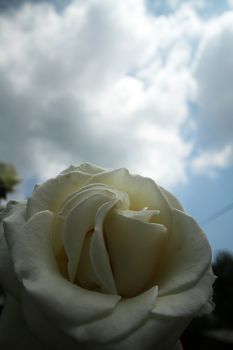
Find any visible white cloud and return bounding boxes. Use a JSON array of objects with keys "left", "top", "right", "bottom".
[
  {"left": 191, "top": 144, "right": 233, "bottom": 176},
  {"left": 194, "top": 12, "right": 233, "bottom": 138},
  {"left": 192, "top": 11, "right": 233, "bottom": 173},
  {"left": 0, "top": 0, "right": 232, "bottom": 193},
  {"left": 0, "top": 0, "right": 197, "bottom": 189}
]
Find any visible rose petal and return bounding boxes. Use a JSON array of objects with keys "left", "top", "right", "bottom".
[
  {"left": 50, "top": 215, "right": 64, "bottom": 256},
  {"left": 26, "top": 171, "right": 91, "bottom": 218},
  {"left": 0, "top": 202, "right": 25, "bottom": 299},
  {"left": 0, "top": 226, "right": 20, "bottom": 300},
  {"left": 4, "top": 209, "right": 58, "bottom": 280},
  {"left": 0, "top": 294, "right": 49, "bottom": 350},
  {"left": 90, "top": 200, "right": 118, "bottom": 294},
  {"left": 3, "top": 208, "right": 121, "bottom": 327},
  {"left": 85, "top": 318, "right": 185, "bottom": 350},
  {"left": 55, "top": 182, "right": 127, "bottom": 281},
  {"left": 105, "top": 210, "right": 167, "bottom": 297},
  {"left": 159, "top": 187, "right": 184, "bottom": 211},
  {"left": 89, "top": 168, "right": 172, "bottom": 229},
  {"left": 153, "top": 267, "right": 215, "bottom": 317},
  {"left": 117, "top": 208, "right": 159, "bottom": 222},
  {"left": 197, "top": 298, "right": 215, "bottom": 316},
  {"left": 60, "top": 163, "right": 108, "bottom": 176},
  {"left": 158, "top": 208, "right": 212, "bottom": 295},
  {"left": 51, "top": 183, "right": 116, "bottom": 257},
  {"left": 72, "top": 286, "right": 158, "bottom": 344},
  {"left": 75, "top": 230, "right": 102, "bottom": 291},
  {"left": 20, "top": 288, "right": 86, "bottom": 350},
  {"left": 59, "top": 183, "right": 119, "bottom": 217}
]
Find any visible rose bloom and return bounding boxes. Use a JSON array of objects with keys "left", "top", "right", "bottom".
[{"left": 0, "top": 164, "right": 214, "bottom": 350}]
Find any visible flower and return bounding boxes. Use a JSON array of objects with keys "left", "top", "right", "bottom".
[{"left": 0, "top": 163, "right": 214, "bottom": 350}]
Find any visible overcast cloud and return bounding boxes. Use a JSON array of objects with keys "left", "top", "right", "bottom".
[{"left": 0, "top": 0, "right": 233, "bottom": 191}]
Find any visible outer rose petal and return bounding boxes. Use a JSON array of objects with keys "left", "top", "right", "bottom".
[
  {"left": 0, "top": 202, "right": 23, "bottom": 300},
  {"left": 159, "top": 187, "right": 184, "bottom": 211},
  {"left": 0, "top": 294, "right": 50, "bottom": 350},
  {"left": 153, "top": 267, "right": 215, "bottom": 317},
  {"left": 0, "top": 223, "right": 20, "bottom": 300},
  {"left": 20, "top": 289, "right": 84, "bottom": 350},
  {"left": 21, "top": 287, "right": 158, "bottom": 349},
  {"left": 71, "top": 286, "right": 158, "bottom": 344},
  {"left": 158, "top": 208, "right": 212, "bottom": 295},
  {"left": 85, "top": 316, "right": 186, "bottom": 350},
  {"left": 3, "top": 291, "right": 180, "bottom": 350}
]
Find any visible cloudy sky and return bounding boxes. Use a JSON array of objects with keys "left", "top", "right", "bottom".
[{"left": 0, "top": 0, "right": 233, "bottom": 255}]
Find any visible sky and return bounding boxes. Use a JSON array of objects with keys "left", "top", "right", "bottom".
[{"left": 0, "top": 0, "right": 233, "bottom": 256}]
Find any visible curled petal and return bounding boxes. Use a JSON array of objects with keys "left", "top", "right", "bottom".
[
  {"left": 59, "top": 183, "right": 116, "bottom": 217},
  {"left": 63, "top": 193, "right": 113, "bottom": 282},
  {"left": 61, "top": 184, "right": 129, "bottom": 283},
  {"left": 90, "top": 200, "right": 118, "bottom": 294},
  {"left": 117, "top": 208, "right": 159, "bottom": 222},
  {"left": 88, "top": 168, "right": 172, "bottom": 229}
]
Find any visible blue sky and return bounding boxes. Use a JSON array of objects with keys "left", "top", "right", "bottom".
[{"left": 0, "top": 0, "right": 233, "bottom": 255}]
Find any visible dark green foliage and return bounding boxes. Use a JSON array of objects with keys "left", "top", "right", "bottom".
[
  {"left": 212, "top": 251, "right": 233, "bottom": 328},
  {"left": 182, "top": 251, "right": 233, "bottom": 349},
  {"left": 0, "top": 162, "right": 20, "bottom": 200}
]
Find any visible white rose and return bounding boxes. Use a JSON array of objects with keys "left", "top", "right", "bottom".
[{"left": 0, "top": 163, "right": 214, "bottom": 350}]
